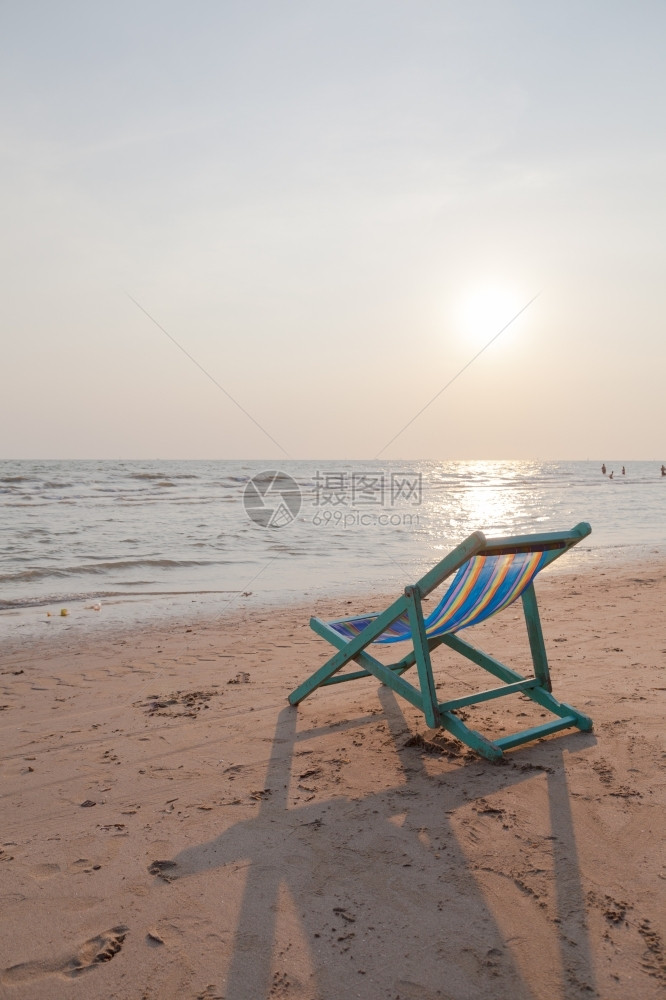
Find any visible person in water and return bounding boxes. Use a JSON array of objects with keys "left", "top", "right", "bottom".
[{"left": 601, "top": 463, "right": 607, "bottom": 474}]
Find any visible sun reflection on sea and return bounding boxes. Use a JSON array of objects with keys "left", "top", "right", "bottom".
[{"left": 426, "top": 460, "right": 553, "bottom": 545}]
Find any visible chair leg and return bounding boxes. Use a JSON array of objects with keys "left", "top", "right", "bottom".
[
  {"left": 521, "top": 583, "right": 552, "bottom": 692},
  {"left": 439, "top": 711, "right": 504, "bottom": 761},
  {"left": 291, "top": 614, "right": 435, "bottom": 718},
  {"left": 405, "top": 587, "right": 440, "bottom": 728},
  {"left": 520, "top": 588, "right": 593, "bottom": 732},
  {"left": 438, "top": 629, "right": 593, "bottom": 751}
]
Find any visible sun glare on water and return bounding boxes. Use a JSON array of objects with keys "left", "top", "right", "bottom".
[{"left": 457, "top": 284, "right": 525, "bottom": 346}]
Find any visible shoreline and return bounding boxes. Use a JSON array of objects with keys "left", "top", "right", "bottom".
[
  {"left": 2, "top": 545, "right": 666, "bottom": 650},
  {"left": 1, "top": 561, "right": 664, "bottom": 998}
]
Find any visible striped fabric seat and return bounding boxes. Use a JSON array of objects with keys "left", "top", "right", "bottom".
[{"left": 329, "top": 550, "right": 547, "bottom": 644}]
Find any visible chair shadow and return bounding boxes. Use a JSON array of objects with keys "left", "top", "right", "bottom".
[{"left": 157, "top": 692, "right": 598, "bottom": 999}]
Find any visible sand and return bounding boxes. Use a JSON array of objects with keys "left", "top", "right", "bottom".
[{"left": 0, "top": 563, "right": 664, "bottom": 1000}]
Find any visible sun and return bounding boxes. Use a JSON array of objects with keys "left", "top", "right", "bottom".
[{"left": 457, "top": 284, "right": 525, "bottom": 346}]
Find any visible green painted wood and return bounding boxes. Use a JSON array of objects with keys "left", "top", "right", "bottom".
[
  {"left": 320, "top": 662, "right": 411, "bottom": 685},
  {"left": 298, "top": 616, "right": 427, "bottom": 713},
  {"left": 494, "top": 716, "right": 579, "bottom": 750},
  {"left": 521, "top": 583, "right": 552, "bottom": 691},
  {"left": 481, "top": 522, "right": 591, "bottom": 557},
  {"left": 393, "top": 649, "right": 419, "bottom": 674},
  {"left": 522, "top": 687, "right": 593, "bottom": 730},
  {"left": 438, "top": 711, "right": 504, "bottom": 761},
  {"left": 309, "top": 594, "right": 410, "bottom": 677},
  {"left": 438, "top": 678, "right": 538, "bottom": 713},
  {"left": 414, "top": 531, "right": 486, "bottom": 598},
  {"left": 290, "top": 594, "right": 412, "bottom": 704},
  {"left": 405, "top": 586, "right": 440, "bottom": 728},
  {"left": 441, "top": 626, "right": 593, "bottom": 731},
  {"left": 440, "top": 633, "right": 526, "bottom": 685}
]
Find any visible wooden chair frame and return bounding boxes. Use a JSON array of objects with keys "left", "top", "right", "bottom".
[{"left": 288, "top": 523, "right": 593, "bottom": 760}]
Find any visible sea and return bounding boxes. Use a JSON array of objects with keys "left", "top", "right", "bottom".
[{"left": 1, "top": 459, "right": 664, "bottom": 639}]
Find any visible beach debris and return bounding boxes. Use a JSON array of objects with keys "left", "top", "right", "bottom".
[
  {"left": 80, "top": 799, "right": 97, "bottom": 808},
  {"left": 403, "top": 732, "right": 463, "bottom": 758},
  {"left": 86, "top": 602, "right": 102, "bottom": 611},
  {"left": 146, "top": 931, "right": 165, "bottom": 946},
  {"left": 302, "top": 818, "right": 323, "bottom": 831},
  {"left": 136, "top": 689, "right": 221, "bottom": 718},
  {"left": 195, "top": 987, "right": 224, "bottom": 1000},
  {"left": 473, "top": 799, "right": 505, "bottom": 817},
  {"left": 60, "top": 608, "right": 68, "bottom": 616},
  {"left": 250, "top": 788, "right": 271, "bottom": 800},
  {"left": 228, "top": 671, "right": 250, "bottom": 684},
  {"left": 299, "top": 767, "right": 323, "bottom": 780}
]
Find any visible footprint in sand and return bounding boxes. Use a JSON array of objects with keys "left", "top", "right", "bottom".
[
  {"left": 30, "top": 862, "right": 61, "bottom": 879},
  {"left": 1, "top": 925, "right": 128, "bottom": 983},
  {"left": 148, "top": 859, "right": 179, "bottom": 881}
]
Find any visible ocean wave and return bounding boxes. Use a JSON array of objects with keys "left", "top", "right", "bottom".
[
  {"left": 128, "top": 472, "right": 199, "bottom": 481},
  {"left": 0, "top": 558, "right": 220, "bottom": 584},
  {"left": 0, "top": 587, "right": 239, "bottom": 610},
  {"left": 0, "top": 479, "right": 76, "bottom": 490},
  {"left": 0, "top": 500, "right": 51, "bottom": 507}
]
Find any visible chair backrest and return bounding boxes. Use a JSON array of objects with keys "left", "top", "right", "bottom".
[
  {"left": 328, "top": 523, "right": 591, "bottom": 645},
  {"left": 424, "top": 549, "right": 548, "bottom": 635},
  {"left": 377, "top": 522, "right": 591, "bottom": 644}
]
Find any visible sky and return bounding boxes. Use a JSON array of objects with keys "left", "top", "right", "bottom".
[{"left": 1, "top": 0, "right": 665, "bottom": 461}]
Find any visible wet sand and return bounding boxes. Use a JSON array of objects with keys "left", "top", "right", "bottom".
[{"left": 0, "top": 563, "right": 664, "bottom": 999}]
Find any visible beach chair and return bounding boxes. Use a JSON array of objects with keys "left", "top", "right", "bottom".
[{"left": 289, "top": 523, "right": 593, "bottom": 760}]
